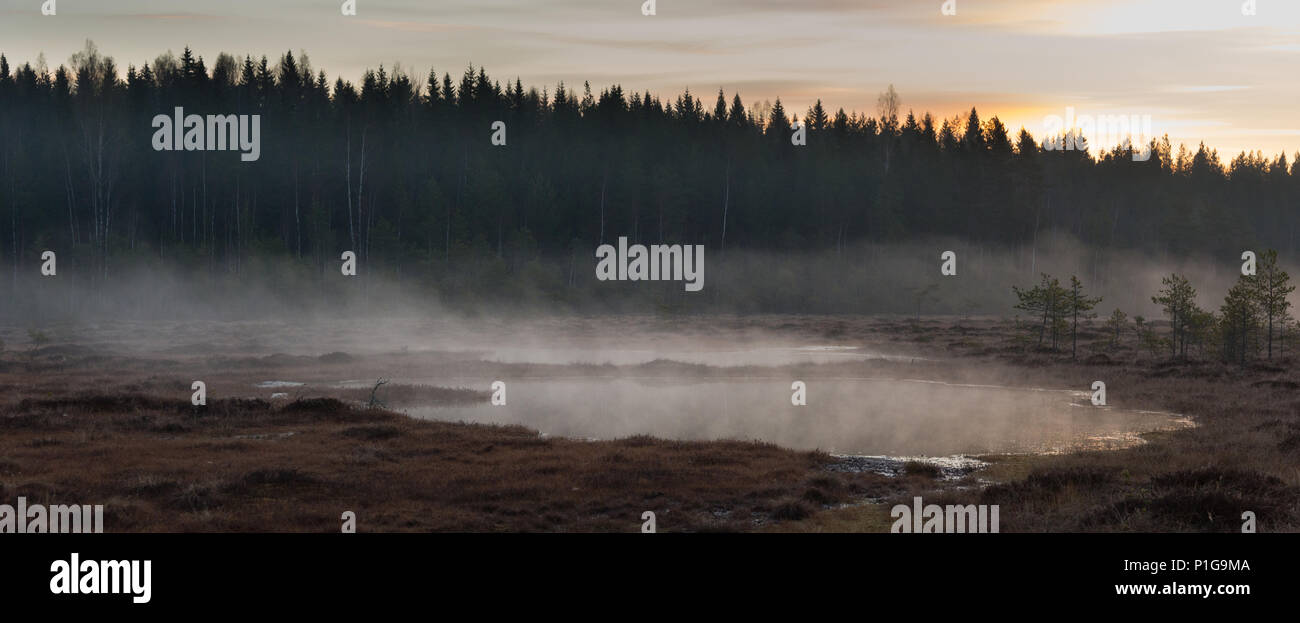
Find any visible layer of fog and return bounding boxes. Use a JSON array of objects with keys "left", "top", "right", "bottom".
[
  {"left": 3, "top": 231, "right": 1290, "bottom": 334},
  {"left": 401, "top": 377, "right": 1189, "bottom": 456},
  {"left": 0, "top": 232, "right": 1232, "bottom": 457}
]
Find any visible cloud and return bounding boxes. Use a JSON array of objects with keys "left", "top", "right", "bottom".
[{"left": 0, "top": 0, "right": 1293, "bottom": 158}]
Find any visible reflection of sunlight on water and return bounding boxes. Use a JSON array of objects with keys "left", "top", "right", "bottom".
[{"left": 828, "top": 454, "right": 990, "bottom": 479}]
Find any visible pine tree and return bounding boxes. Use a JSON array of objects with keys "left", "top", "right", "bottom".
[
  {"left": 1014, "top": 273, "right": 1068, "bottom": 350},
  {"left": 425, "top": 68, "right": 441, "bottom": 108},
  {"left": 1153, "top": 274, "right": 1197, "bottom": 358},
  {"left": 712, "top": 88, "right": 727, "bottom": 123},
  {"left": 1105, "top": 308, "right": 1127, "bottom": 350},
  {"left": 963, "top": 107, "right": 984, "bottom": 153},
  {"left": 1252, "top": 249, "right": 1294, "bottom": 358},
  {"left": 1067, "top": 276, "right": 1101, "bottom": 359},
  {"left": 441, "top": 72, "right": 455, "bottom": 107},
  {"left": 727, "top": 93, "right": 746, "bottom": 129},
  {"left": 765, "top": 98, "right": 788, "bottom": 138},
  {"left": 806, "top": 99, "right": 828, "bottom": 132},
  {"left": 1220, "top": 277, "right": 1261, "bottom": 364}
]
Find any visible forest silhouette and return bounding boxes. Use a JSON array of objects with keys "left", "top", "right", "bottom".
[{"left": 0, "top": 42, "right": 1296, "bottom": 308}]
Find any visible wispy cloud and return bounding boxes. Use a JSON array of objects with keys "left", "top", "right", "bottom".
[{"left": 0, "top": 0, "right": 1294, "bottom": 157}]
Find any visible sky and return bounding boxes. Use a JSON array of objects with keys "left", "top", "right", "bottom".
[{"left": 1, "top": 0, "right": 1298, "bottom": 160}]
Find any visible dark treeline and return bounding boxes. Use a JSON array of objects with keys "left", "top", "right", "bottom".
[{"left": 1, "top": 41, "right": 1298, "bottom": 306}]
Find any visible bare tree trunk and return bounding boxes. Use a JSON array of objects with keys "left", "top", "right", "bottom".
[
  {"left": 63, "top": 148, "right": 78, "bottom": 245},
  {"left": 598, "top": 171, "right": 606, "bottom": 245},
  {"left": 358, "top": 128, "right": 368, "bottom": 268},
  {"left": 234, "top": 175, "right": 241, "bottom": 275},
  {"left": 450, "top": 146, "right": 466, "bottom": 262},
  {"left": 1030, "top": 203, "right": 1041, "bottom": 276},
  {"left": 204, "top": 153, "right": 211, "bottom": 273},
  {"left": 80, "top": 106, "right": 117, "bottom": 283},
  {"left": 365, "top": 187, "right": 375, "bottom": 266},
  {"left": 7, "top": 148, "right": 16, "bottom": 292},
  {"left": 720, "top": 160, "right": 730, "bottom": 258},
  {"left": 345, "top": 123, "right": 355, "bottom": 252},
  {"left": 294, "top": 161, "right": 301, "bottom": 258}
]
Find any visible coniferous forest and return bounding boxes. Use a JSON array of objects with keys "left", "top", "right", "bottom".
[{"left": 0, "top": 42, "right": 1297, "bottom": 313}]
